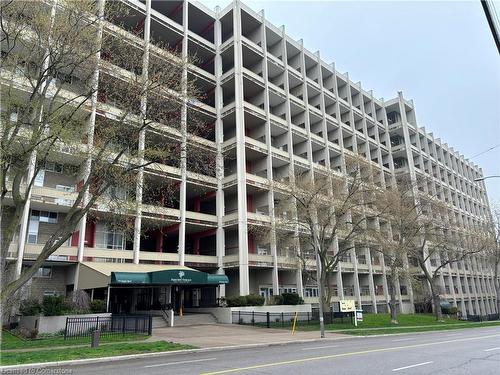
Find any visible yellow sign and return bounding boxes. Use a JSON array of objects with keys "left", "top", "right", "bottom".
[{"left": 339, "top": 300, "right": 356, "bottom": 312}]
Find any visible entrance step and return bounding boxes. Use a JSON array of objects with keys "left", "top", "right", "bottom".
[
  {"left": 173, "top": 313, "right": 217, "bottom": 326},
  {"left": 152, "top": 316, "right": 168, "bottom": 328}
]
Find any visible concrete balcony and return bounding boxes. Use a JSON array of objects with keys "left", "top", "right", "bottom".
[
  {"left": 247, "top": 211, "right": 272, "bottom": 225},
  {"left": 277, "top": 256, "right": 298, "bottom": 269},
  {"left": 30, "top": 186, "right": 78, "bottom": 210},
  {"left": 246, "top": 173, "right": 270, "bottom": 190},
  {"left": 15, "top": 243, "right": 78, "bottom": 261},
  {"left": 249, "top": 253, "right": 274, "bottom": 267},
  {"left": 223, "top": 254, "right": 239, "bottom": 267}
]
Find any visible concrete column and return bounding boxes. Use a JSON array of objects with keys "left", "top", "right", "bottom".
[
  {"left": 177, "top": 0, "right": 189, "bottom": 266},
  {"left": 77, "top": 0, "right": 106, "bottom": 266},
  {"left": 351, "top": 247, "right": 362, "bottom": 309},
  {"left": 233, "top": 3, "right": 250, "bottom": 295},
  {"left": 15, "top": 0, "right": 58, "bottom": 278},
  {"left": 214, "top": 6, "right": 226, "bottom": 298},
  {"left": 259, "top": 10, "right": 279, "bottom": 296},
  {"left": 280, "top": 26, "right": 303, "bottom": 297},
  {"left": 132, "top": 0, "right": 151, "bottom": 264},
  {"left": 366, "top": 247, "right": 378, "bottom": 313}
]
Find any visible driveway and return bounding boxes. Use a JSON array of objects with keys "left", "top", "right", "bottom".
[{"left": 151, "top": 324, "right": 348, "bottom": 348}]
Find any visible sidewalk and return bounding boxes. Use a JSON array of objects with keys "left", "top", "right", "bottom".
[
  {"left": 151, "top": 324, "right": 349, "bottom": 348},
  {"left": 325, "top": 320, "right": 500, "bottom": 333}
]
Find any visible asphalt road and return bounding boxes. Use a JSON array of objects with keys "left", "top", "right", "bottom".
[{"left": 17, "top": 326, "right": 500, "bottom": 374}]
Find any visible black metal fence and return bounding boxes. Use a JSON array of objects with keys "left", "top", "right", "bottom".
[
  {"left": 466, "top": 313, "right": 499, "bottom": 322},
  {"left": 64, "top": 315, "right": 152, "bottom": 339},
  {"left": 231, "top": 310, "right": 354, "bottom": 328}
]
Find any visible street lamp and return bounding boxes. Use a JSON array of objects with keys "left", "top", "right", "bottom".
[{"left": 474, "top": 175, "right": 500, "bottom": 182}]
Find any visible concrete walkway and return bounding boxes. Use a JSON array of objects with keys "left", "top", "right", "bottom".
[
  {"left": 325, "top": 320, "right": 500, "bottom": 332},
  {"left": 151, "top": 324, "right": 348, "bottom": 348}
]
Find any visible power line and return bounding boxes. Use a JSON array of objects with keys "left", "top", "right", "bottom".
[{"left": 470, "top": 143, "right": 500, "bottom": 158}]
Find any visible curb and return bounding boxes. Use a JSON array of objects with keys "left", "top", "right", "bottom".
[{"left": 0, "top": 335, "right": 356, "bottom": 371}]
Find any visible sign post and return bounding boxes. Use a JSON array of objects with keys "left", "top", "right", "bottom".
[{"left": 339, "top": 300, "right": 357, "bottom": 326}]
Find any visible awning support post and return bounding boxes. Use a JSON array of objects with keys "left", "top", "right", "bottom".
[{"left": 106, "top": 286, "right": 111, "bottom": 313}]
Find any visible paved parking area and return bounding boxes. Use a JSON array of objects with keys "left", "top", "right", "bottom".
[{"left": 151, "top": 324, "right": 347, "bottom": 348}]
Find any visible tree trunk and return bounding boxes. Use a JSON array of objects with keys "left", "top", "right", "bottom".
[
  {"left": 388, "top": 275, "right": 398, "bottom": 324},
  {"left": 430, "top": 282, "right": 443, "bottom": 321},
  {"left": 496, "top": 287, "right": 500, "bottom": 317}
]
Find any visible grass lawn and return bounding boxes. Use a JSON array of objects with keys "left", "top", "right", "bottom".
[
  {"left": 0, "top": 340, "right": 194, "bottom": 366},
  {"left": 1, "top": 331, "right": 148, "bottom": 350},
  {"left": 337, "top": 321, "right": 500, "bottom": 335},
  {"left": 297, "top": 313, "right": 500, "bottom": 332}
]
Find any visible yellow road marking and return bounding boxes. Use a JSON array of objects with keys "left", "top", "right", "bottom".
[{"left": 201, "top": 333, "right": 500, "bottom": 374}]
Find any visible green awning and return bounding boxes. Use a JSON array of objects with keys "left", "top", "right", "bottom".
[
  {"left": 207, "top": 274, "right": 229, "bottom": 284},
  {"left": 149, "top": 269, "right": 208, "bottom": 285},
  {"left": 110, "top": 269, "right": 228, "bottom": 286},
  {"left": 78, "top": 262, "right": 228, "bottom": 289},
  {"left": 111, "top": 272, "right": 151, "bottom": 285}
]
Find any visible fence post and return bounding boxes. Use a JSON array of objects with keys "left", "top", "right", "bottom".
[
  {"left": 95, "top": 316, "right": 99, "bottom": 331},
  {"left": 148, "top": 315, "right": 152, "bottom": 335},
  {"left": 307, "top": 312, "right": 310, "bottom": 325},
  {"left": 266, "top": 312, "right": 270, "bottom": 328},
  {"left": 281, "top": 312, "right": 284, "bottom": 328},
  {"left": 252, "top": 311, "right": 255, "bottom": 326},
  {"left": 64, "top": 317, "right": 69, "bottom": 340},
  {"left": 122, "top": 316, "right": 126, "bottom": 335},
  {"left": 238, "top": 311, "right": 241, "bottom": 324}
]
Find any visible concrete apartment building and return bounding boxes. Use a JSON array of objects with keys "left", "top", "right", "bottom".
[{"left": 3, "top": 0, "right": 497, "bottom": 317}]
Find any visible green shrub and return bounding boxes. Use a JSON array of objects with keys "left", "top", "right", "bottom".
[
  {"left": 42, "top": 296, "right": 71, "bottom": 316},
  {"left": 271, "top": 295, "right": 284, "bottom": 305},
  {"left": 226, "top": 296, "right": 248, "bottom": 307},
  {"left": 245, "top": 294, "right": 265, "bottom": 306},
  {"left": 225, "top": 294, "right": 265, "bottom": 307},
  {"left": 281, "top": 292, "right": 304, "bottom": 305},
  {"left": 19, "top": 299, "right": 41, "bottom": 316},
  {"left": 442, "top": 306, "right": 458, "bottom": 315},
  {"left": 90, "top": 299, "right": 107, "bottom": 313}
]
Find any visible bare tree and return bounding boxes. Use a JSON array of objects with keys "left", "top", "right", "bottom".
[
  {"left": 485, "top": 204, "right": 500, "bottom": 316},
  {"left": 376, "top": 176, "right": 491, "bottom": 321},
  {"left": 0, "top": 1, "right": 211, "bottom": 311},
  {"left": 273, "top": 156, "right": 378, "bottom": 335},
  {"left": 368, "top": 180, "right": 419, "bottom": 324}
]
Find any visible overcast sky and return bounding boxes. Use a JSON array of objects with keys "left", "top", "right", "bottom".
[{"left": 200, "top": 0, "right": 500, "bottom": 205}]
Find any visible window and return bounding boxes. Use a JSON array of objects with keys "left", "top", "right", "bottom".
[
  {"left": 56, "top": 185, "right": 75, "bottom": 192},
  {"left": 35, "top": 266, "right": 52, "bottom": 278},
  {"left": 28, "top": 212, "right": 39, "bottom": 244},
  {"left": 31, "top": 210, "right": 58, "bottom": 224},
  {"left": 34, "top": 169, "right": 45, "bottom": 187},
  {"left": 95, "top": 223, "right": 124, "bottom": 250},
  {"left": 304, "top": 287, "right": 318, "bottom": 298},
  {"left": 43, "top": 291, "right": 61, "bottom": 296},
  {"left": 44, "top": 161, "right": 64, "bottom": 174},
  {"left": 257, "top": 245, "right": 268, "bottom": 255}
]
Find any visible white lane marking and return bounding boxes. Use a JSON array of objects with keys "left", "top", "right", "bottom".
[
  {"left": 301, "top": 345, "right": 339, "bottom": 351},
  {"left": 392, "top": 361, "right": 434, "bottom": 372},
  {"left": 391, "top": 338, "right": 413, "bottom": 342},
  {"left": 144, "top": 358, "right": 217, "bottom": 368},
  {"left": 484, "top": 347, "right": 500, "bottom": 352}
]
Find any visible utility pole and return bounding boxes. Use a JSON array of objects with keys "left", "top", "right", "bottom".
[{"left": 481, "top": 0, "right": 500, "bottom": 55}]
